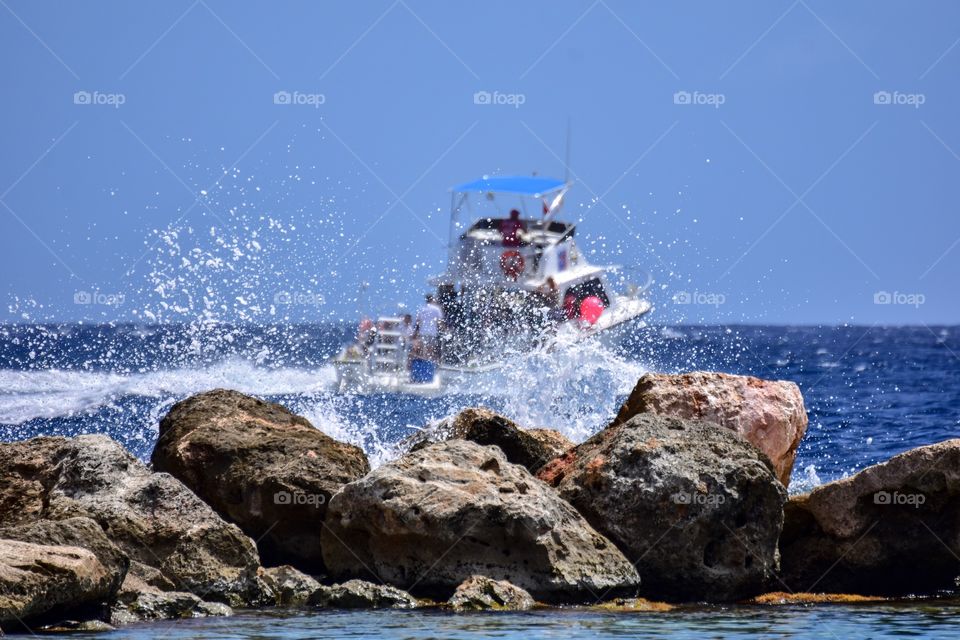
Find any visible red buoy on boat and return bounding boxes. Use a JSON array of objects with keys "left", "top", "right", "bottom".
[{"left": 580, "top": 295, "right": 604, "bottom": 325}]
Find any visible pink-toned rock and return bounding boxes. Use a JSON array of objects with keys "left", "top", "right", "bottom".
[{"left": 613, "top": 372, "right": 808, "bottom": 486}]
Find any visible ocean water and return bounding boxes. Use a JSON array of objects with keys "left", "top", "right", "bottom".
[
  {"left": 53, "top": 603, "right": 960, "bottom": 640},
  {"left": 1, "top": 322, "right": 959, "bottom": 637}
]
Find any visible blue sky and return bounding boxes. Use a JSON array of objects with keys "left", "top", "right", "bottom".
[{"left": 1, "top": 1, "right": 958, "bottom": 324}]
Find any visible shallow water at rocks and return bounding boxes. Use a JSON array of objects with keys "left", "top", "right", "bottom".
[{"left": 57, "top": 601, "right": 960, "bottom": 639}]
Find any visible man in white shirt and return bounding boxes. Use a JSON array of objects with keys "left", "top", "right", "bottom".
[{"left": 414, "top": 294, "right": 444, "bottom": 360}]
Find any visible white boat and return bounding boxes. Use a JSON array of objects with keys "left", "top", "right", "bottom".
[{"left": 333, "top": 175, "right": 652, "bottom": 394}]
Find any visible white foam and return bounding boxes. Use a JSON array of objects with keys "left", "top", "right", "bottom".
[
  {"left": 446, "top": 333, "right": 649, "bottom": 444},
  {"left": 0, "top": 359, "right": 337, "bottom": 424}
]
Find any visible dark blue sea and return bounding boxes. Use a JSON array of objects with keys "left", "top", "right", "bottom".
[{"left": 1, "top": 322, "right": 959, "bottom": 637}]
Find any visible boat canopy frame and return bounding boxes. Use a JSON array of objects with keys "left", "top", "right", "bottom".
[{"left": 447, "top": 175, "right": 571, "bottom": 270}]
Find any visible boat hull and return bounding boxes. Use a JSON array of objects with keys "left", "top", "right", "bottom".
[{"left": 332, "top": 297, "right": 651, "bottom": 396}]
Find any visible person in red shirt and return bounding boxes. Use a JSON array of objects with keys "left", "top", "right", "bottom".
[{"left": 499, "top": 209, "right": 526, "bottom": 247}]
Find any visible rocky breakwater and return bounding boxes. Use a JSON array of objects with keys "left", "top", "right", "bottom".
[{"left": 6, "top": 370, "right": 960, "bottom": 630}]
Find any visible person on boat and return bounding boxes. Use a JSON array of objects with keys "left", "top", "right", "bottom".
[
  {"left": 401, "top": 313, "right": 414, "bottom": 341},
  {"left": 540, "top": 277, "right": 567, "bottom": 325},
  {"left": 499, "top": 209, "right": 526, "bottom": 247},
  {"left": 414, "top": 294, "right": 444, "bottom": 361},
  {"left": 400, "top": 313, "right": 415, "bottom": 367},
  {"left": 562, "top": 292, "right": 579, "bottom": 321},
  {"left": 357, "top": 317, "right": 376, "bottom": 354}
]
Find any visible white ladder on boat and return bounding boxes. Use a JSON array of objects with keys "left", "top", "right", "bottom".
[{"left": 369, "top": 316, "right": 406, "bottom": 377}]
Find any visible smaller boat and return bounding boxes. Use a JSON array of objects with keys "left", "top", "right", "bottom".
[{"left": 333, "top": 175, "right": 652, "bottom": 395}]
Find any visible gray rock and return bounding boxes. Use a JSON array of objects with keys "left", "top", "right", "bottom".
[
  {"left": 539, "top": 414, "right": 786, "bottom": 602},
  {"left": 526, "top": 429, "right": 575, "bottom": 459},
  {"left": 110, "top": 562, "right": 233, "bottom": 624},
  {"left": 448, "top": 575, "right": 535, "bottom": 611},
  {"left": 309, "top": 579, "right": 420, "bottom": 609},
  {"left": 262, "top": 565, "right": 322, "bottom": 607},
  {"left": 0, "top": 435, "right": 271, "bottom": 607},
  {"left": 780, "top": 438, "right": 960, "bottom": 595},
  {"left": 124, "top": 560, "right": 177, "bottom": 591},
  {"left": 0, "top": 539, "right": 114, "bottom": 629},
  {"left": 322, "top": 440, "right": 640, "bottom": 602},
  {"left": 152, "top": 389, "right": 369, "bottom": 573}
]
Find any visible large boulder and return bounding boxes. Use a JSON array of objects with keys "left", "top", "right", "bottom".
[
  {"left": 539, "top": 414, "right": 786, "bottom": 602},
  {"left": 152, "top": 389, "right": 369, "bottom": 573},
  {"left": 322, "top": 440, "right": 639, "bottom": 602},
  {"left": 780, "top": 438, "right": 960, "bottom": 595},
  {"left": 613, "top": 372, "right": 808, "bottom": 486},
  {"left": 0, "top": 539, "right": 115, "bottom": 630},
  {"left": 0, "top": 435, "right": 271, "bottom": 607},
  {"left": 410, "top": 407, "right": 567, "bottom": 474},
  {"left": 448, "top": 575, "right": 535, "bottom": 611}
]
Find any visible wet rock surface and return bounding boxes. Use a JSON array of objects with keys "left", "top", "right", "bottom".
[
  {"left": 323, "top": 439, "right": 640, "bottom": 602},
  {"left": 448, "top": 576, "right": 536, "bottom": 611},
  {"left": 309, "top": 580, "right": 421, "bottom": 609},
  {"left": 153, "top": 388, "right": 370, "bottom": 573},
  {"left": 539, "top": 414, "right": 786, "bottom": 602},
  {"left": 262, "top": 565, "right": 322, "bottom": 607}
]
